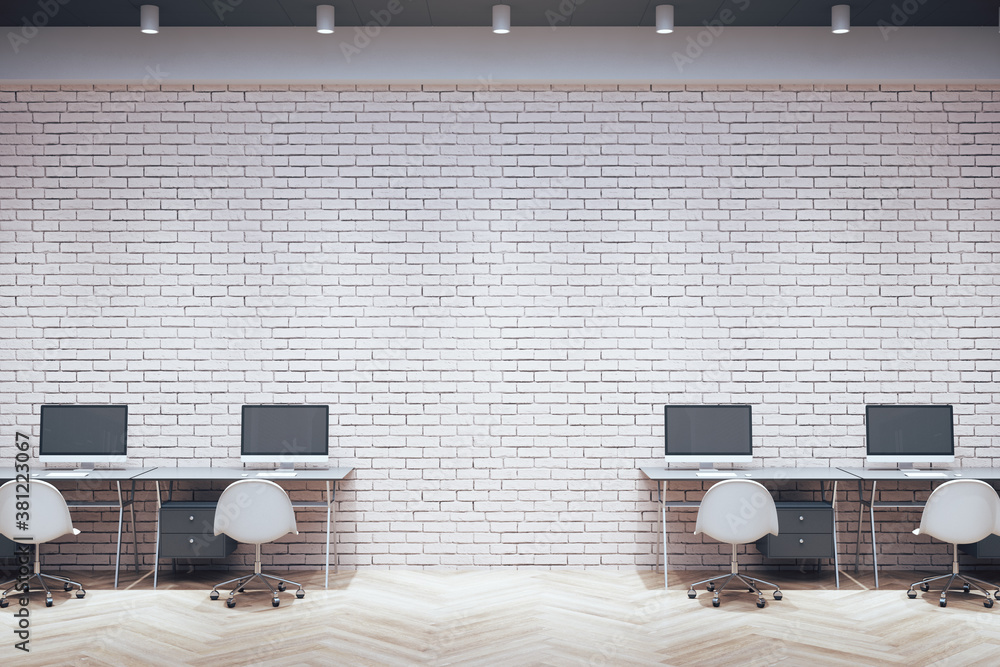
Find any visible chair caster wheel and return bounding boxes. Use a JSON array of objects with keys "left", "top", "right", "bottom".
[
  {"left": 64, "top": 583, "right": 73, "bottom": 591},
  {"left": 773, "top": 592, "right": 782, "bottom": 601},
  {"left": 963, "top": 584, "right": 971, "bottom": 593},
  {"left": 46, "top": 597, "right": 53, "bottom": 608},
  {"left": 920, "top": 583, "right": 929, "bottom": 592},
  {"left": 907, "top": 590, "right": 917, "bottom": 599},
  {"left": 939, "top": 598, "right": 947, "bottom": 608},
  {"left": 756, "top": 599, "right": 766, "bottom": 609},
  {"left": 687, "top": 590, "right": 696, "bottom": 599},
  {"left": 748, "top": 588, "right": 755, "bottom": 593},
  {"left": 272, "top": 597, "right": 280, "bottom": 608},
  {"left": 296, "top": 590, "right": 305, "bottom": 599},
  {"left": 985, "top": 598, "right": 994, "bottom": 609},
  {"left": 277, "top": 583, "right": 286, "bottom": 592},
  {"left": 237, "top": 587, "right": 245, "bottom": 593},
  {"left": 0, "top": 599, "right": 8, "bottom": 609},
  {"left": 210, "top": 591, "right": 219, "bottom": 601},
  {"left": 712, "top": 598, "right": 720, "bottom": 608},
  {"left": 76, "top": 590, "right": 86, "bottom": 599},
  {"left": 706, "top": 583, "right": 715, "bottom": 592},
  {"left": 995, "top": 591, "right": 1000, "bottom": 600},
  {"left": 226, "top": 599, "right": 236, "bottom": 608}
]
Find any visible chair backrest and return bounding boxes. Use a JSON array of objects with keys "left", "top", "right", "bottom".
[
  {"left": 0, "top": 479, "right": 79, "bottom": 545},
  {"left": 694, "top": 479, "right": 779, "bottom": 545},
  {"left": 213, "top": 479, "right": 298, "bottom": 545},
  {"left": 915, "top": 479, "right": 1000, "bottom": 545}
]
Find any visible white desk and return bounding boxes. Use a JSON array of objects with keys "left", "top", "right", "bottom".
[
  {"left": 134, "top": 467, "right": 352, "bottom": 589},
  {"left": 841, "top": 467, "right": 1000, "bottom": 588},
  {"left": 0, "top": 467, "right": 152, "bottom": 589},
  {"left": 640, "top": 467, "right": 856, "bottom": 589}
]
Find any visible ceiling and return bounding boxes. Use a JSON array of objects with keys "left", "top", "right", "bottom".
[{"left": 0, "top": 0, "right": 997, "bottom": 28}]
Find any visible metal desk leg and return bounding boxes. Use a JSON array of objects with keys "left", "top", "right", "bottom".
[
  {"left": 661, "top": 481, "right": 668, "bottom": 590},
  {"left": 130, "top": 487, "right": 139, "bottom": 573},
  {"left": 114, "top": 482, "right": 123, "bottom": 589},
  {"left": 831, "top": 481, "right": 840, "bottom": 589},
  {"left": 325, "top": 481, "right": 333, "bottom": 590},
  {"left": 153, "top": 481, "right": 162, "bottom": 590},
  {"left": 854, "top": 480, "right": 864, "bottom": 574},
  {"left": 870, "top": 480, "right": 879, "bottom": 589}
]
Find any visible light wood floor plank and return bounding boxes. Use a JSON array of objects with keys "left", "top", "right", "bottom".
[{"left": 3, "top": 568, "right": 1000, "bottom": 665}]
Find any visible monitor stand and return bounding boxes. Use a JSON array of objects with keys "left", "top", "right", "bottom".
[
  {"left": 694, "top": 462, "right": 737, "bottom": 478},
  {"left": 252, "top": 462, "right": 299, "bottom": 478}
]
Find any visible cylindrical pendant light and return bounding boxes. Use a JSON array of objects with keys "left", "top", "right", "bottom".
[
  {"left": 831, "top": 5, "right": 850, "bottom": 34},
  {"left": 140, "top": 5, "right": 159, "bottom": 34},
  {"left": 655, "top": 5, "right": 674, "bottom": 34},
  {"left": 316, "top": 5, "right": 335, "bottom": 34},
  {"left": 493, "top": 4, "right": 510, "bottom": 34}
]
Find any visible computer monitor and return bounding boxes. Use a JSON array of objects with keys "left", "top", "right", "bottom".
[
  {"left": 664, "top": 405, "right": 753, "bottom": 473},
  {"left": 39, "top": 405, "right": 128, "bottom": 468},
  {"left": 241, "top": 405, "right": 329, "bottom": 469},
  {"left": 865, "top": 405, "right": 954, "bottom": 468}
]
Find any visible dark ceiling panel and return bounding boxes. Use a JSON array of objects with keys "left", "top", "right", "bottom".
[
  {"left": 637, "top": 0, "right": 714, "bottom": 27},
  {"left": 777, "top": 0, "right": 880, "bottom": 27},
  {"left": 209, "top": 0, "right": 294, "bottom": 26},
  {"left": 566, "top": 0, "right": 649, "bottom": 27},
  {"left": 426, "top": 0, "right": 571, "bottom": 27},
  {"left": 276, "top": 0, "right": 362, "bottom": 27},
  {"left": 707, "top": 0, "right": 800, "bottom": 27},
  {"left": 352, "top": 0, "right": 432, "bottom": 27},
  {"left": 0, "top": 0, "right": 995, "bottom": 27}
]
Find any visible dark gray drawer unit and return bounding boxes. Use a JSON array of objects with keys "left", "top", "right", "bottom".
[
  {"left": 0, "top": 534, "right": 15, "bottom": 558},
  {"left": 756, "top": 502, "right": 835, "bottom": 559},
  {"left": 159, "top": 502, "right": 237, "bottom": 559},
  {"left": 959, "top": 534, "right": 1000, "bottom": 559}
]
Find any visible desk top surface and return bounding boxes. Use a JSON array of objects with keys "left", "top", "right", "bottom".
[
  {"left": 134, "top": 466, "right": 353, "bottom": 481},
  {"left": 640, "top": 466, "right": 858, "bottom": 481},
  {"left": 840, "top": 467, "right": 1000, "bottom": 481},
  {"left": 0, "top": 467, "right": 153, "bottom": 481}
]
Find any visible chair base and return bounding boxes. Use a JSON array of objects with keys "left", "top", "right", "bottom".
[
  {"left": 210, "top": 571, "right": 304, "bottom": 608},
  {"left": 688, "top": 571, "right": 782, "bottom": 608},
  {"left": 908, "top": 572, "right": 999, "bottom": 608},
  {"left": 0, "top": 572, "right": 86, "bottom": 608}
]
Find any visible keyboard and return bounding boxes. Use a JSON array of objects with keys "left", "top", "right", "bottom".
[
  {"left": 254, "top": 472, "right": 298, "bottom": 478},
  {"left": 695, "top": 471, "right": 738, "bottom": 478}
]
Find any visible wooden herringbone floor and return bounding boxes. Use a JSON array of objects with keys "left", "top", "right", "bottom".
[{"left": 3, "top": 567, "right": 1000, "bottom": 665}]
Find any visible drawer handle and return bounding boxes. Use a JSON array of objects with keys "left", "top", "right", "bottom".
[
  {"left": 799, "top": 539, "right": 805, "bottom": 544},
  {"left": 799, "top": 516, "right": 804, "bottom": 521},
  {"left": 189, "top": 538, "right": 195, "bottom": 544},
  {"left": 189, "top": 516, "right": 195, "bottom": 521}
]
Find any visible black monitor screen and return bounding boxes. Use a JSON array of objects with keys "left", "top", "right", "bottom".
[
  {"left": 241, "top": 405, "right": 329, "bottom": 457},
  {"left": 40, "top": 405, "right": 128, "bottom": 457},
  {"left": 865, "top": 405, "right": 954, "bottom": 457},
  {"left": 664, "top": 405, "right": 752, "bottom": 456}
]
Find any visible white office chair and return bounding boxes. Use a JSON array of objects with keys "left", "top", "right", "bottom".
[
  {"left": 209, "top": 479, "right": 304, "bottom": 608},
  {"left": 687, "top": 479, "right": 782, "bottom": 608},
  {"left": 0, "top": 479, "right": 86, "bottom": 608},
  {"left": 907, "top": 479, "right": 1000, "bottom": 608}
]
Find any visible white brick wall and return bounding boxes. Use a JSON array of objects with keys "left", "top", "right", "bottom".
[{"left": 1, "top": 83, "right": 999, "bottom": 571}]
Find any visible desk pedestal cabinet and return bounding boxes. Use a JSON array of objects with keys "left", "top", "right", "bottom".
[
  {"left": 0, "top": 534, "right": 14, "bottom": 558},
  {"left": 756, "top": 502, "right": 836, "bottom": 559},
  {"left": 960, "top": 535, "right": 1000, "bottom": 559},
  {"left": 158, "top": 502, "right": 237, "bottom": 561}
]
